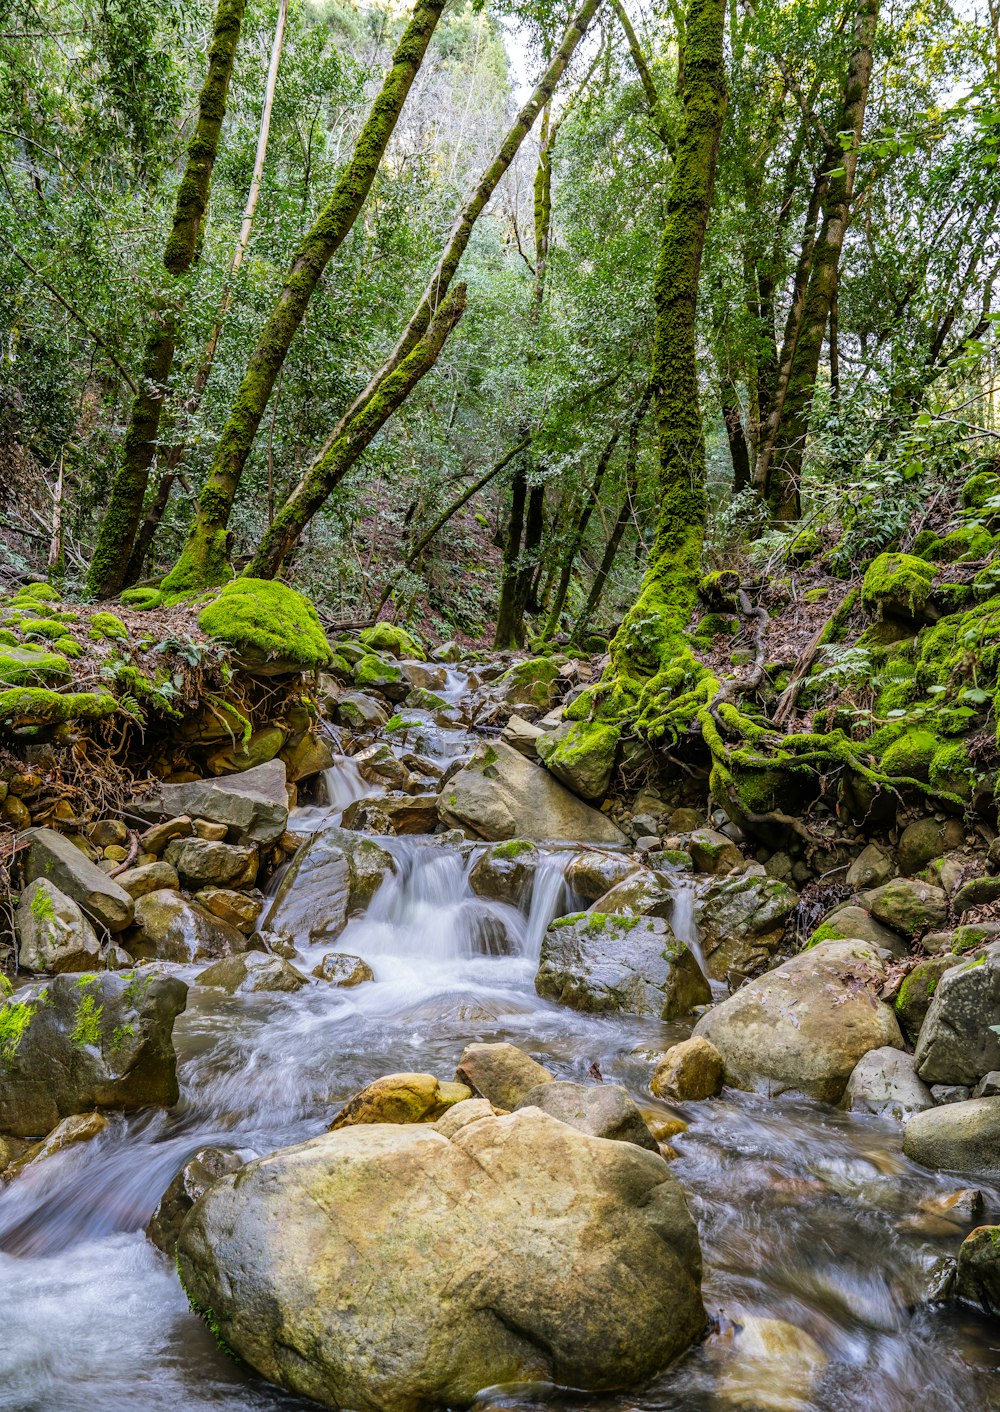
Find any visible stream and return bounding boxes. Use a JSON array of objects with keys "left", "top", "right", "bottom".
[{"left": 3, "top": 704, "right": 1000, "bottom": 1410}]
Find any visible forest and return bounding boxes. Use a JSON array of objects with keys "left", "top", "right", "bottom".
[{"left": 5, "top": 0, "right": 1000, "bottom": 1409}]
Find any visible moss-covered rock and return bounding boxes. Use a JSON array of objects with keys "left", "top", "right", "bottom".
[
  {"left": 497, "top": 656, "right": 562, "bottom": 710},
  {"left": 120, "top": 587, "right": 165, "bottom": 610},
  {"left": 353, "top": 653, "right": 404, "bottom": 693},
  {"left": 198, "top": 579, "right": 331, "bottom": 675},
  {"left": 20, "top": 617, "right": 70, "bottom": 641},
  {"left": 536, "top": 720, "right": 620, "bottom": 802},
  {"left": 55, "top": 636, "right": 83, "bottom": 659},
  {"left": 880, "top": 728, "right": 940, "bottom": 782},
  {"left": 358, "top": 622, "right": 425, "bottom": 661},
  {"left": 87, "top": 611, "right": 129, "bottom": 642},
  {"left": 962, "top": 469, "right": 1000, "bottom": 512},
  {"left": 12, "top": 582, "right": 61, "bottom": 605},
  {"left": 861, "top": 552, "right": 937, "bottom": 624},
  {"left": 0, "top": 688, "right": 118, "bottom": 727},
  {"left": 0, "top": 644, "right": 71, "bottom": 687}
]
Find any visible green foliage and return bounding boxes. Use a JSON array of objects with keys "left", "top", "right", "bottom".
[{"left": 88, "top": 612, "right": 129, "bottom": 642}]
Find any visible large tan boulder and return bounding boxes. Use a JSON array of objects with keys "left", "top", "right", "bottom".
[
  {"left": 693, "top": 940, "right": 904, "bottom": 1103},
  {"left": 327, "top": 1073, "right": 472, "bottom": 1130},
  {"left": 176, "top": 1109, "right": 705, "bottom": 1410}
]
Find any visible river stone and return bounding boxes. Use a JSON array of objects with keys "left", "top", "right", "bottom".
[
  {"left": 807, "top": 904, "right": 906, "bottom": 956},
  {"left": 468, "top": 840, "right": 542, "bottom": 905},
  {"left": 587, "top": 869, "right": 673, "bottom": 918},
  {"left": 335, "top": 692, "right": 389, "bottom": 732},
  {"left": 501, "top": 714, "right": 545, "bottom": 759},
  {"left": 687, "top": 828, "right": 743, "bottom": 876},
  {"left": 262, "top": 827, "right": 396, "bottom": 943},
  {"left": 846, "top": 843, "right": 896, "bottom": 891},
  {"left": 342, "top": 793, "right": 439, "bottom": 835},
  {"left": 116, "top": 861, "right": 180, "bottom": 899},
  {"left": 328, "top": 1073, "right": 472, "bottom": 1130},
  {"left": 140, "top": 817, "right": 194, "bottom": 855},
  {"left": 194, "top": 887, "right": 262, "bottom": 934},
  {"left": 312, "top": 953, "right": 374, "bottom": 986},
  {"left": 695, "top": 875, "right": 798, "bottom": 983},
  {"left": 514, "top": 1079, "right": 658, "bottom": 1150},
  {"left": 954, "top": 1225, "right": 1000, "bottom": 1314},
  {"left": 22, "top": 827, "right": 134, "bottom": 934},
  {"left": 147, "top": 1146, "right": 245, "bottom": 1257},
  {"left": 842, "top": 1047, "right": 934, "bottom": 1121},
  {"left": 903, "top": 1098, "right": 1000, "bottom": 1175},
  {"left": 863, "top": 879, "right": 948, "bottom": 936},
  {"left": 280, "top": 730, "right": 336, "bottom": 783},
  {"left": 130, "top": 890, "right": 247, "bottom": 964},
  {"left": 536, "top": 913, "right": 710, "bottom": 1021},
  {"left": 914, "top": 942, "right": 1000, "bottom": 1086},
  {"left": 693, "top": 940, "right": 904, "bottom": 1103},
  {"left": 132, "top": 761, "right": 289, "bottom": 846},
  {"left": 953, "top": 875, "right": 1000, "bottom": 915},
  {"left": 206, "top": 725, "right": 287, "bottom": 777},
  {"left": 440, "top": 740, "right": 627, "bottom": 845},
  {"left": 719, "top": 1314, "right": 827, "bottom": 1412},
  {"left": 175, "top": 1109, "right": 706, "bottom": 1409},
  {"left": 163, "top": 838, "right": 257, "bottom": 889},
  {"left": 898, "top": 817, "right": 966, "bottom": 876},
  {"left": 5, "top": 1111, "right": 110, "bottom": 1181},
  {"left": 455, "top": 1041, "right": 554, "bottom": 1109},
  {"left": 16, "top": 879, "right": 101, "bottom": 974},
  {"left": 354, "top": 742, "right": 410, "bottom": 791},
  {"left": 196, "top": 952, "right": 308, "bottom": 995},
  {"left": 651, "top": 1037, "right": 725, "bottom": 1102},
  {"left": 536, "top": 720, "right": 618, "bottom": 801},
  {"left": 894, "top": 954, "right": 964, "bottom": 1041},
  {"left": 565, "top": 850, "right": 637, "bottom": 901},
  {"left": 0, "top": 970, "right": 187, "bottom": 1137}
]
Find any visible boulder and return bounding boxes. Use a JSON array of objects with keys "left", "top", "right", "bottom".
[
  {"left": 163, "top": 838, "right": 258, "bottom": 889},
  {"left": 196, "top": 953, "right": 308, "bottom": 995},
  {"left": 206, "top": 726, "right": 286, "bottom": 777},
  {"left": 140, "top": 817, "right": 193, "bottom": 855},
  {"left": 914, "top": 943, "right": 1000, "bottom": 1086},
  {"left": 536, "top": 913, "right": 710, "bottom": 1021},
  {"left": 863, "top": 879, "right": 948, "bottom": 936},
  {"left": 0, "top": 970, "right": 187, "bottom": 1137},
  {"left": 500, "top": 714, "right": 545, "bottom": 759},
  {"left": 903, "top": 1098, "right": 1000, "bottom": 1175},
  {"left": 587, "top": 869, "right": 672, "bottom": 918},
  {"left": 687, "top": 828, "right": 743, "bottom": 876},
  {"left": 693, "top": 940, "right": 904, "bottom": 1103},
  {"left": 898, "top": 817, "right": 965, "bottom": 875},
  {"left": 718, "top": 1314, "right": 827, "bottom": 1412},
  {"left": 536, "top": 720, "right": 619, "bottom": 802},
  {"left": 194, "top": 887, "right": 262, "bottom": 934},
  {"left": 22, "top": 827, "right": 134, "bottom": 934},
  {"left": 954, "top": 875, "right": 1000, "bottom": 915},
  {"left": 696, "top": 875, "right": 798, "bottom": 983},
  {"left": 147, "top": 1147, "right": 245, "bottom": 1257},
  {"left": 565, "top": 851, "right": 637, "bottom": 901},
  {"left": 262, "top": 827, "right": 395, "bottom": 943},
  {"left": 328, "top": 1073, "right": 472, "bottom": 1130},
  {"left": 280, "top": 731, "right": 336, "bottom": 783},
  {"left": 312, "top": 953, "right": 374, "bottom": 986},
  {"left": 807, "top": 904, "right": 906, "bottom": 956},
  {"left": 455, "top": 1041, "right": 553, "bottom": 1109},
  {"left": 341, "top": 793, "right": 439, "bottom": 835},
  {"left": 651, "top": 1037, "right": 725, "bottom": 1102},
  {"left": 439, "top": 740, "right": 627, "bottom": 845},
  {"left": 842, "top": 1047, "right": 934, "bottom": 1121},
  {"left": 514, "top": 1079, "right": 658, "bottom": 1150},
  {"left": 468, "top": 840, "right": 541, "bottom": 905},
  {"left": 132, "top": 761, "right": 289, "bottom": 846},
  {"left": 116, "top": 861, "right": 180, "bottom": 899},
  {"left": 175, "top": 1109, "right": 706, "bottom": 1410},
  {"left": 335, "top": 692, "right": 389, "bottom": 732},
  {"left": 954, "top": 1225, "right": 1000, "bottom": 1314},
  {"left": 6, "top": 1110, "right": 108, "bottom": 1178},
  {"left": 894, "top": 955, "right": 964, "bottom": 1041},
  {"left": 845, "top": 843, "right": 896, "bottom": 891},
  {"left": 130, "top": 890, "right": 246, "bottom": 964},
  {"left": 16, "top": 879, "right": 101, "bottom": 973}
]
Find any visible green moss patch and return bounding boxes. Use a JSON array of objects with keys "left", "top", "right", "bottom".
[
  {"left": 120, "top": 587, "right": 165, "bottom": 610},
  {"left": 198, "top": 579, "right": 331, "bottom": 674},
  {"left": 0, "top": 644, "right": 71, "bottom": 687},
  {"left": 861, "top": 552, "right": 936, "bottom": 622},
  {"left": 0, "top": 687, "right": 118, "bottom": 726},
  {"left": 87, "top": 611, "right": 129, "bottom": 642},
  {"left": 358, "top": 622, "right": 425, "bottom": 661},
  {"left": 353, "top": 654, "right": 403, "bottom": 690}
]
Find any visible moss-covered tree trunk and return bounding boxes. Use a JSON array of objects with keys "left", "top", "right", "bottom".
[
  {"left": 162, "top": 0, "right": 447, "bottom": 592},
  {"left": 762, "top": 0, "right": 878, "bottom": 521},
  {"left": 494, "top": 460, "right": 530, "bottom": 649},
  {"left": 86, "top": 0, "right": 246, "bottom": 598}
]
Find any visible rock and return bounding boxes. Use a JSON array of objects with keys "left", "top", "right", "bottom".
[
  {"left": 433, "top": 1097, "right": 496, "bottom": 1135},
  {"left": 341, "top": 793, "right": 439, "bottom": 835},
  {"left": 468, "top": 840, "right": 541, "bottom": 905},
  {"left": 693, "top": 940, "right": 904, "bottom": 1104},
  {"left": 920, "top": 1187, "right": 983, "bottom": 1222},
  {"left": 101, "top": 941, "right": 134, "bottom": 970},
  {"left": 176, "top": 1109, "right": 706, "bottom": 1409},
  {"left": 898, "top": 818, "right": 965, "bottom": 875},
  {"left": 894, "top": 955, "right": 963, "bottom": 1041},
  {"left": 536, "top": 719, "right": 619, "bottom": 802},
  {"left": 194, "top": 887, "right": 262, "bottom": 934},
  {"left": 196, "top": 953, "right": 308, "bottom": 994},
  {"left": 863, "top": 879, "right": 948, "bottom": 936},
  {"left": 514, "top": 1079, "right": 657, "bottom": 1150},
  {"left": 536, "top": 913, "right": 710, "bottom": 1020},
  {"left": 842, "top": 1047, "right": 934, "bottom": 1121},
  {"left": 634, "top": 835, "right": 660, "bottom": 853},
  {"left": 903, "top": 1098, "right": 1000, "bottom": 1175},
  {"left": 954, "top": 875, "right": 1000, "bottom": 915},
  {"left": 696, "top": 875, "right": 798, "bottom": 983},
  {"left": 5, "top": 1110, "right": 109, "bottom": 1178},
  {"left": 163, "top": 838, "right": 258, "bottom": 889},
  {"left": 89, "top": 819, "right": 127, "bottom": 849},
  {"left": 953, "top": 921, "right": 1000, "bottom": 952},
  {"left": 846, "top": 843, "right": 896, "bottom": 890},
  {"left": 923, "top": 852, "right": 970, "bottom": 897},
  {"left": 688, "top": 828, "right": 743, "bottom": 876},
  {"left": 914, "top": 943, "right": 1000, "bottom": 1086},
  {"left": 131, "top": 891, "right": 246, "bottom": 964},
  {"left": 312, "top": 953, "right": 374, "bottom": 986},
  {"left": 718, "top": 1314, "right": 827, "bottom": 1412},
  {"left": 931, "top": 1084, "right": 972, "bottom": 1104},
  {"left": 206, "top": 726, "right": 286, "bottom": 777},
  {"left": 0, "top": 970, "right": 187, "bottom": 1137},
  {"left": 22, "top": 827, "right": 134, "bottom": 934},
  {"left": 192, "top": 819, "right": 229, "bottom": 841},
  {"left": 440, "top": 740, "right": 627, "bottom": 845},
  {"left": 147, "top": 1147, "right": 245, "bottom": 1257},
  {"left": 565, "top": 850, "right": 637, "bottom": 901},
  {"left": 132, "top": 761, "right": 289, "bottom": 847},
  {"left": 262, "top": 827, "right": 395, "bottom": 943},
  {"left": 335, "top": 691, "right": 389, "bottom": 732},
  {"left": 116, "top": 861, "right": 180, "bottom": 899},
  {"left": 651, "top": 1038, "right": 725, "bottom": 1102},
  {"left": 16, "top": 879, "right": 101, "bottom": 973},
  {"left": 328, "top": 1073, "right": 472, "bottom": 1130},
  {"left": 354, "top": 742, "right": 411, "bottom": 791},
  {"left": 455, "top": 1041, "right": 554, "bottom": 1109},
  {"left": 140, "top": 817, "right": 194, "bottom": 855},
  {"left": 280, "top": 730, "right": 337, "bottom": 784},
  {"left": 807, "top": 904, "right": 907, "bottom": 956},
  {"left": 974, "top": 1072, "right": 1000, "bottom": 1098},
  {"left": 587, "top": 868, "right": 673, "bottom": 918},
  {"left": 500, "top": 714, "right": 545, "bottom": 759},
  {"left": 954, "top": 1225, "right": 1000, "bottom": 1313}
]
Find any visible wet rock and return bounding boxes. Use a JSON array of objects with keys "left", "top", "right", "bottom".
[
  {"left": 920, "top": 1187, "right": 983, "bottom": 1222},
  {"left": 335, "top": 691, "right": 389, "bottom": 732},
  {"left": 894, "top": 955, "right": 963, "bottom": 1042},
  {"left": 196, "top": 952, "right": 308, "bottom": 994},
  {"left": 116, "top": 861, "right": 180, "bottom": 899},
  {"left": 140, "top": 817, "right": 194, "bottom": 855},
  {"left": 500, "top": 714, "right": 545, "bottom": 759},
  {"left": 280, "top": 731, "right": 336, "bottom": 783},
  {"left": 846, "top": 842, "right": 896, "bottom": 891},
  {"left": 565, "top": 850, "right": 637, "bottom": 901},
  {"left": 953, "top": 1225, "right": 1000, "bottom": 1313},
  {"left": 312, "top": 953, "right": 374, "bottom": 986},
  {"left": 651, "top": 1038, "right": 725, "bottom": 1102},
  {"left": 863, "top": 879, "right": 948, "bottom": 936},
  {"left": 914, "top": 943, "right": 1000, "bottom": 1086},
  {"left": 842, "top": 1047, "right": 934, "bottom": 1121},
  {"left": 400, "top": 661, "right": 447, "bottom": 692},
  {"left": 132, "top": 761, "right": 289, "bottom": 847},
  {"left": 130, "top": 891, "right": 246, "bottom": 964},
  {"left": 954, "top": 875, "right": 1000, "bottom": 915},
  {"left": 688, "top": 829, "right": 743, "bottom": 876},
  {"left": 0, "top": 970, "right": 187, "bottom": 1137},
  {"left": 455, "top": 1041, "right": 554, "bottom": 1109},
  {"left": 354, "top": 742, "right": 411, "bottom": 791},
  {"left": 262, "top": 827, "right": 396, "bottom": 943},
  {"left": 22, "top": 827, "right": 134, "bottom": 934},
  {"left": 588, "top": 868, "right": 673, "bottom": 918},
  {"left": 163, "top": 838, "right": 257, "bottom": 890},
  {"left": 696, "top": 875, "right": 798, "bottom": 983},
  {"left": 468, "top": 839, "right": 541, "bottom": 905},
  {"left": 903, "top": 1098, "right": 1000, "bottom": 1175},
  {"left": 931, "top": 1084, "right": 972, "bottom": 1104},
  {"left": 5, "top": 1110, "right": 109, "bottom": 1180},
  {"left": 194, "top": 887, "right": 262, "bottom": 934},
  {"left": 439, "top": 740, "right": 627, "bottom": 845},
  {"left": 514, "top": 1079, "right": 658, "bottom": 1150},
  {"left": 16, "top": 879, "right": 101, "bottom": 974},
  {"left": 717, "top": 1314, "right": 827, "bottom": 1412},
  {"left": 536, "top": 913, "right": 710, "bottom": 1021},
  {"left": 206, "top": 725, "right": 286, "bottom": 777},
  {"left": 342, "top": 793, "right": 439, "bottom": 835},
  {"left": 328, "top": 1073, "right": 472, "bottom": 1130},
  {"left": 807, "top": 904, "right": 906, "bottom": 956},
  {"left": 898, "top": 817, "right": 965, "bottom": 876},
  {"left": 147, "top": 1147, "right": 245, "bottom": 1257},
  {"left": 175, "top": 1109, "right": 706, "bottom": 1410},
  {"left": 694, "top": 940, "right": 904, "bottom": 1104}
]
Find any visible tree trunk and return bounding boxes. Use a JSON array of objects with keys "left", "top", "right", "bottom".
[
  {"left": 544, "top": 427, "right": 621, "bottom": 639},
  {"left": 494, "top": 459, "right": 529, "bottom": 649},
  {"left": 722, "top": 395, "right": 751, "bottom": 492},
  {"left": 87, "top": 0, "right": 246, "bottom": 598},
  {"left": 163, "top": 0, "right": 447, "bottom": 592}
]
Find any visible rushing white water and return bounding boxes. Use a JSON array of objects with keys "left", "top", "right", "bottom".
[
  {"left": 288, "top": 756, "right": 369, "bottom": 833},
  {"left": 668, "top": 875, "right": 711, "bottom": 984}
]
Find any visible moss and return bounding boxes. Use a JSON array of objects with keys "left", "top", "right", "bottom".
[
  {"left": 490, "top": 839, "right": 535, "bottom": 860},
  {"left": 962, "top": 470, "right": 1000, "bottom": 511},
  {"left": 694, "top": 611, "right": 739, "bottom": 641},
  {"left": 71, "top": 987, "right": 103, "bottom": 1048},
  {"left": 803, "top": 586, "right": 830, "bottom": 603},
  {"left": 861, "top": 551, "right": 936, "bottom": 621},
  {"left": 87, "top": 611, "right": 129, "bottom": 642},
  {"left": 698, "top": 570, "right": 740, "bottom": 607},
  {"left": 912, "top": 529, "right": 939, "bottom": 559},
  {"left": 0, "top": 687, "right": 118, "bottom": 726},
  {"left": 384, "top": 714, "right": 419, "bottom": 733},
  {"left": 353, "top": 654, "right": 403, "bottom": 690},
  {"left": 198, "top": 579, "right": 331, "bottom": 673},
  {"left": 30, "top": 886, "right": 56, "bottom": 924},
  {"left": 120, "top": 587, "right": 165, "bottom": 610},
  {"left": 0, "top": 975, "right": 11, "bottom": 998},
  {"left": 0, "top": 997, "right": 37, "bottom": 1063},
  {"left": 407, "top": 687, "right": 449, "bottom": 711},
  {"left": 55, "top": 636, "right": 83, "bottom": 659},
  {"left": 880, "top": 728, "right": 940, "bottom": 782},
  {"left": 784, "top": 527, "right": 823, "bottom": 565},
  {"left": 933, "top": 526, "right": 995, "bottom": 563},
  {"left": 327, "top": 653, "right": 352, "bottom": 680},
  {"left": 111, "top": 1023, "right": 135, "bottom": 1048},
  {"left": 20, "top": 618, "right": 69, "bottom": 641},
  {"left": 358, "top": 622, "right": 425, "bottom": 661},
  {"left": 13, "top": 582, "right": 61, "bottom": 604},
  {"left": 499, "top": 656, "right": 561, "bottom": 707},
  {"left": 0, "top": 629, "right": 17, "bottom": 647},
  {"left": 929, "top": 740, "right": 973, "bottom": 799}
]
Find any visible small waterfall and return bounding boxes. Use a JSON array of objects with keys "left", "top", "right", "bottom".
[
  {"left": 290, "top": 756, "right": 369, "bottom": 832},
  {"left": 522, "top": 854, "right": 578, "bottom": 961},
  {"left": 670, "top": 876, "right": 709, "bottom": 980}
]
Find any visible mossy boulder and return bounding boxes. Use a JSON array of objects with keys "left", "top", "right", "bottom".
[
  {"left": 87, "top": 611, "right": 129, "bottom": 642},
  {"left": 536, "top": 720, "right": 620, "bottom": 802},
  {"left": 198, "top": 579, "right": 331, "bottom": 675},
  {"left": 863, "top": 878, "right": 948, "bottom": 937},
  {"left": 0, "top": 643, "right": 71, "bottom": 687},
  {"left": 11, "top": 582, "right": 61, "bottom": 605},
  {"left": 16, "top": 879, "right": 101, "bottom": 974},
  {"left": 24, "top": 827, "right": 135, "bottom": 933},
  {"left": 861, "top": 552, "right": 937, "bottom": 624},
  {"left": 358, "top": 622, "right": 425, "bottom": 661},
  {"left": 894, "top": 955, "right": 963, "bottom": 1042},
  {"left": 0, "top": 687, "right": 117, "bottom": 728},
  {"left": 497, "top": 656, "right": 562, "bottom": 711},
  {"left": 962, "top": 469, "right": 1000, "bottom": 512},
  {"left": 353, "top": 654, "right": 405, "bottom": 698},
  {"left": 806, "top": 905, "right": 906, "bottom": 956},
  {"left": 695, "top": 875, "right": 798, "bottom": 983},
  {"left": 880, "top": 728, "right": 940, "bottom": 783},
  {"left": 21, "top": 617, "right": 70, "bottom": 641},
  {"left": 120, "top": 587, "right": 165, "bottom": 610}
]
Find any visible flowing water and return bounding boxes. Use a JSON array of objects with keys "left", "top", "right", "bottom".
[{"left": 3, "top": 734, "right": 1000, "bottom": 1409}]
